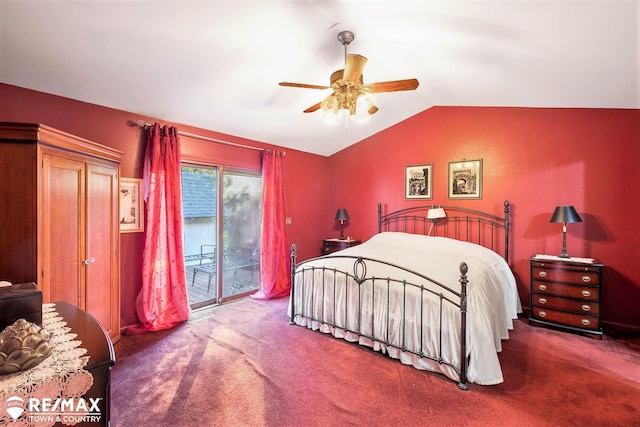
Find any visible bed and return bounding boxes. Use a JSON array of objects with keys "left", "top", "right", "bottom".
[{"left": 288, "top": 201, "right": 521, "bottom": 389}]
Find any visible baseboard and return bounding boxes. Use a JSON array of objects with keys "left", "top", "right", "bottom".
[
  {"left": 120, "top": 323, "right": 135, "bottom": 334},
  {"left": 602, "top": 320, "right": 640, "bottom": 335}
]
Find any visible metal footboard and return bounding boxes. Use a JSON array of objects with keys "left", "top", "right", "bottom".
[{"left": 289, "top": 245, "right": 471, "bottom": 390}]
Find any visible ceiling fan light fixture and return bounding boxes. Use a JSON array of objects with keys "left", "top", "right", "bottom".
[
  {"left": 353, "top": 93, "right": 376, "bottom": 122},
  {"left": 322, "top": 109, "right": 340, "bottom": 123},
  {"left": 353, "top": 108, "right": 370, "bottom": 122},
  {"left": 321, "top": 94, "right": 340, "bottom": 122},
  {"left": 321, "top": 94, "right": 339, "bottom": 113},
  {"left": 355, "top": 93, "right": 372, "bottom": 110}
]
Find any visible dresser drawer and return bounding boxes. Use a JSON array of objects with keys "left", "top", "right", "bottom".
[
  {"left": 531, "top": 280, "right": 599, "bottom": 301},
  {"left": 531, "top": 306, "right": 600, "bottom": 331},
  {"left": 531, "top": 264, "right": 600, "bottom": 285},
  {"left": 322, "top": 239, "right": 361, "bottom": 255},
  {"left": 531, "top": 294, "right": 599, "bottom": 315}
]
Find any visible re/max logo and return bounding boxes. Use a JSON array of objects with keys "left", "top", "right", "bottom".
[{"left": 28, "top": 397, "right": 102, "bottom": 413}]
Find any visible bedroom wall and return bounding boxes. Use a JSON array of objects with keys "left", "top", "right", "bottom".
[
  {"left": 327, "top": 106, "right": 640, "bottom": 332},
  {"left": 2, "top": 82, "right": 637, "bottom": 332},
  {"left": 0, "top": 83, "right": 329, "bottom": 329}
]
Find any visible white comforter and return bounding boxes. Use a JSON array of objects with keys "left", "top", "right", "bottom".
[{"left": 289, "top": 232, "right": 522, "bottom": 385}]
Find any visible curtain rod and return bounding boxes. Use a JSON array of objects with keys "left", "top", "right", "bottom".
[{"left": 136, "top": 120, "right": 274, "bottom": 153}]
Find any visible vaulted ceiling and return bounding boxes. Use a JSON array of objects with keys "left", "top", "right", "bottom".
[{"left": 1, "top": 1, "right": 637, "bottom": 156}]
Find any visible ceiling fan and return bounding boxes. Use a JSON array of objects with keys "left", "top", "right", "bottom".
[{"left": 279, "top": 30, "right": 419, "bottom": 121}]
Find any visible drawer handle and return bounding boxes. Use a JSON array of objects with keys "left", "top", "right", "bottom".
[
  {"left": 538, "top": 271, "right": 547, "bottom": 278},
  {"left": 582, "top": 305, "right": 591, "bottom": 312},
  {"left": 581, "top": 290, "right": 591, "bottom": 297},
  {"left": 582, "top": 276, "right": 591, "bottom": 283},
  {"left": 538, "top": 284, "right": 547, "bottom": 291},
  {"left": 538, "top": 298, "right": 547, "bottom": 305},
  {"left": 538, "top": 311, "right": 547, "bottom": 318},
  {"left": 581, "top": 319, "right": 591, "bottom": 326}
]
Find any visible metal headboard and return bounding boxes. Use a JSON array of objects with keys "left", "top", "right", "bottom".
[{"left": 377, "top": 200, "right": 511, "bottom": 263}]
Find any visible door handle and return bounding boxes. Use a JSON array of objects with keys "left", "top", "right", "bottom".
[{"left": 82, "top": 257, "right": 96, "bottom": 265}]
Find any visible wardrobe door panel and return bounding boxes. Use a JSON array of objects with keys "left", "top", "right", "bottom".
[
  {"left": 86, "top": 163, "right": 120, "bottom": 339},
  {"left": 41, "top": 154, "right": 85, "bottom": 308}
]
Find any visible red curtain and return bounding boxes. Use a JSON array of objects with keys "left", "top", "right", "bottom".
[
  {"left": 252, "top": 149, "right": 290, "bottom": 300},
  {"left": 134, "top": 123, "right": 190, "bottom": 331}
]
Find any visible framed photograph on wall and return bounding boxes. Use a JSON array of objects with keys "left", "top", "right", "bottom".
[
  {"left": 120, "top": 178, "right": 144, "bottom": 233},
  {"left": 448, "top": 159, "right": 482, "bottom": 199},
  {"left": 405, "top": 164, "right": 433, "bottom": 200}
]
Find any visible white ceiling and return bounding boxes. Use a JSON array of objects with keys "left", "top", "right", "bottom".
[{"left": 1, "top": 1, "right": 638, "bottom": 156}]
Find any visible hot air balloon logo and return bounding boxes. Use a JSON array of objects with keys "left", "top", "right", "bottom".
[{"left": 5, "top": 395, "right": 25, "bottom": 420}]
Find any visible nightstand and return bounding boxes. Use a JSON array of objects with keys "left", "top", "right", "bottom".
[
  {"left": 321, "top": 238, "right": 361, "bottom": 255},
  {"left": 529, "top": 256, "right": 603, "bottom": 340}
]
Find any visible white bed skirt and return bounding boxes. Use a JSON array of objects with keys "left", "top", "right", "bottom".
[{"left": 292, "top": 316, "right": 463, "bottom": 383}]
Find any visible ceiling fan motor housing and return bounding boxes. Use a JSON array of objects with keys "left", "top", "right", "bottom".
[{"left": 337, "top": 30, "right": 355, "bottom": 46}]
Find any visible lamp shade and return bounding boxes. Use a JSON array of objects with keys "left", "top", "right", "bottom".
[
  {"left": 549, "top": 206, "right": 582, "bottom": 224},
  {"left": 335, "top": 208, "right": 350, "bottom": 221},
  {"left": 427, "top": 208, "right": 446, "bottom": 220}
]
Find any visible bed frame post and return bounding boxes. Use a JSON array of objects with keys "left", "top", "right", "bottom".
[
  {"left": 377, "top": 203, "right": 383, "bottom": 233},
  {"left": 504, "top": 200, "right": 510, "bottom": 264},
  {"left": 289, "top": 244, "right": 297, "bottom": 325},
  {"left": 458, "top": 262, "right": 469, "bottom": 391}
]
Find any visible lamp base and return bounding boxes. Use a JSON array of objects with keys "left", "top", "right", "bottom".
[{"left": 558, "top": 230, "right": 570, "bottom": 259}]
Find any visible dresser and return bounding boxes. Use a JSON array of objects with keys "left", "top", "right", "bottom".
[
  {"left": 529, "top": 256, "right": 603, "bottom": 339},
  {"left": 0, "top": 302, "right": 115, "bottom": 427},
  {"left": 321, "top": 238, "right": 362, "bottom": 255},
  {"left": 55, "top": 302, "right": 115, "bottom": 427}
]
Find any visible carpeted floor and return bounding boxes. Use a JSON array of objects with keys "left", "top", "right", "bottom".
[{"left": 111, "top": 297, "right": 640, "bottom": 427}]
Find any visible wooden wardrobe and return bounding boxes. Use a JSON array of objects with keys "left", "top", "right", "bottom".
[{"left": 0, "top": 122, "right": 123, "bottom": 341}]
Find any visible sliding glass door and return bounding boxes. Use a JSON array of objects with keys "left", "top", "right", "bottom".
[
  {"left": 220, "top": 171, "right": 261, "bottom": 300},
  {"left": 181, "top": 165, "right": 261, "bottom": 309}
]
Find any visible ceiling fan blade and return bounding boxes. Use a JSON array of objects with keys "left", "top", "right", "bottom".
[
  {"left": 343, "top": 54, "right": 367, "bottom": 82},
  {"left": 303, "top": 102, "right": 322, "bottom": 113},
  {"left": 367, "top": 79, "right": 419, "bottom": 93},
  {"left": 279, "top": 82, "right": 330, "bottom": 90}
]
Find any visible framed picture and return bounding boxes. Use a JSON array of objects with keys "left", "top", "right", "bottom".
[
  {"left": 120, "top": 178, "right": 144, "bottom": 233},
  {"left": 405, "top": 164, "right": 433, "bottom": 200},
  {"left": 448, "top": 159, "right": 482, "bottom": 199}
]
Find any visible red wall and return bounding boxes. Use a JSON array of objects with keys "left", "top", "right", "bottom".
[
  {"left": 2, "top": 83, "right": 638, "bottom": 332},
  {"left": 328, "top": 106, "right": 640, "bottom": 331},
  {"left": 0, "top": 83, "right": 328, "bottom": 328}
]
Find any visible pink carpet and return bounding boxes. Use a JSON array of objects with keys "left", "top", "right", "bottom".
[{"left": 112, "top": 297, "right": 640, "bottom": 426}]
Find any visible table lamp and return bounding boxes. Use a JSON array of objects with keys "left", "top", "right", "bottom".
[
  {"left": 335, "top": 208, "right": 350, "bottom": 240},
  {"left": 549, "top": 205, "right": 582, "bottom": 258}
]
